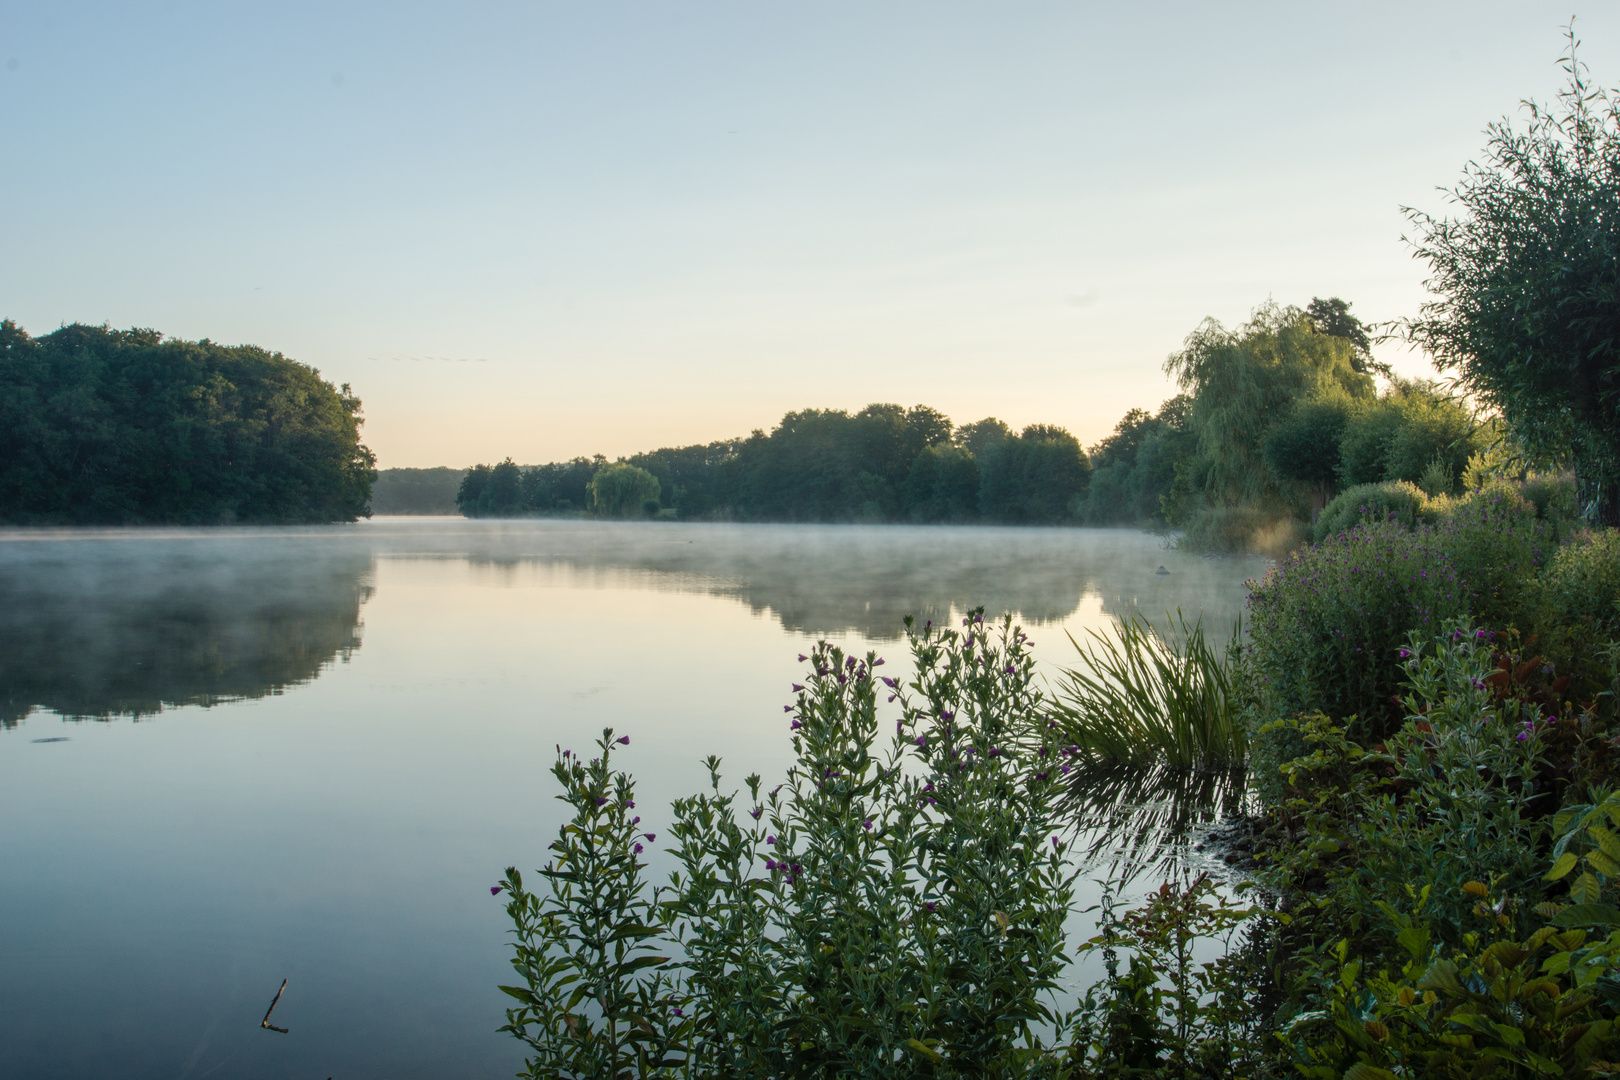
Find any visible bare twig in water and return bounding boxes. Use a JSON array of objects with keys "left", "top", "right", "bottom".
[{"left": 260, "top": 979, "right": 288, "bottom": 1033}]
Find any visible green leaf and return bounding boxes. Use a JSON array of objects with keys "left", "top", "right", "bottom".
[
  {"left": 1548, "top": 851, "right": 1579, "bottom": 881},
  {"left": 903, "top": 1039, "right": 944, "bottom": 1063},
  {"left": 1552, "top": 904, "right": 1620, "bottom": 927},
  {"left": 1590, "top": 849, "right": 1620, "bottom": 879},
  {"left": 1590, "top": 824, "right": 1620, "bottom": 863},
  {"left": 1419, "top": 959, "right": 1464, "bottom": 996},
  {"left": 1490, "top": 1022, "right": 1526, "bottom": 1046},
  {"left": 1397, "top": 925, "right": 1431, "bottom": 962},
  {"left": 1344, "top": 1064, "right": 1398, "bottom": 1080},
  {"left": 1572, "top": 871, "right": 1605, "bottom": 905}
]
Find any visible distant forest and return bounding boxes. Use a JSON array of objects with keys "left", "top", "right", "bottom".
[
  {"left": 0, "top": 321, "right": 376, "bottom": 525},
  {"left": 457, "top": 408, "right": 1093, "bottom": 525},
  {"left": 454, "top": 297, "right": 1485, "bottom": 541}
]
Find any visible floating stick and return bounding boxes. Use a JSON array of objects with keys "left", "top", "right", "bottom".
[{"left": 260, "top": 979, "right": 289, "bottom": 1033}]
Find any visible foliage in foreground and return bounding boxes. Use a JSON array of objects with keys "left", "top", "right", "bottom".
[{"left": 498, "top": 615, "right": 1094, "bottom": 1077}]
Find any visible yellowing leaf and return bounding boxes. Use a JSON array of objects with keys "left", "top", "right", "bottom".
[{"left": 1547, "top": 852, "right": 1579, "bottom": 881}]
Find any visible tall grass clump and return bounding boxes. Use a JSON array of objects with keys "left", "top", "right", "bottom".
[{"left": 1050, "top": 613, "right": 1243, "bottom": 771}]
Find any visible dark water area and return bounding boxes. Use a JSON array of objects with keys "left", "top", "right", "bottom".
[{"left": 0, "top": 519, "right": 1263, "bottom": 1079}]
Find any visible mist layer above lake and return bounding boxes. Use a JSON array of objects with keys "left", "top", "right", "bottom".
[{"left": 0, "top": 520, "right": 1263, "bottom": 1079}]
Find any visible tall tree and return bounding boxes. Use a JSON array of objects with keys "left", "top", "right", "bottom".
[
  {"left": 1404, "top": 29, "right": 1620, "bottom": 522},
  {"left": 1165, "top": 302, "right": 1374, "bottom": 508}
]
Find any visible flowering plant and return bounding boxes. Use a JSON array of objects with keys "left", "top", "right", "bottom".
[{"left": 497, "top": 611, "right": 1081, "bottom": 1078}]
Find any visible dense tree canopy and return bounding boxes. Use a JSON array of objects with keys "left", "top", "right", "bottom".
[
  {"left": 0, "top": 320, "right": 375, "bottom": 524},
  {"left": 1405, "top": 34, "right": 1620, "bottom": 522},
  {"left": 456, "top": 404, "right": 1090, "bottom": 525}
]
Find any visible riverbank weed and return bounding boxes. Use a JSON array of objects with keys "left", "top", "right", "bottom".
[{"left": 498, "top": 612, "right": 1083, "bottom": 1078}]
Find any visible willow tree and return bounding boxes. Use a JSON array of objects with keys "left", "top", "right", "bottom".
[
  {"left": 586, "top": 462, "right": 661, "bottom": 517},
  {"left": 1164, "top": 302, "right": 1374, "bottom": 508},
  {"left": 1404, "top": 30, "right": 1620, "bottom": 523}
]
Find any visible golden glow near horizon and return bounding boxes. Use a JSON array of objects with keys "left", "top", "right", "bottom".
[{"left": 3, "top": 2, "right": 1615, "bottom": 467}]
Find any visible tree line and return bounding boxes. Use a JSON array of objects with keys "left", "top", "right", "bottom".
[
  {"left": 0, "top": 321, "right": 377, "bottom": 525},
  {"left": 457, "top": 406, "right": 1094, "bottom": 524},
  {"left": 456, "top": 296, "right": 1481, "bottom": 540}
]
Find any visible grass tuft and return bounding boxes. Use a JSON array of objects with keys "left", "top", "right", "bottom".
[{"left": 1050, "top": 611, "right": 1245, "bottom": 771}]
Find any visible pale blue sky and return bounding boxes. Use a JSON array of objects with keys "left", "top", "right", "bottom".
[{"left": 3, "top": 2, "right": 1616, "bottom": 467}]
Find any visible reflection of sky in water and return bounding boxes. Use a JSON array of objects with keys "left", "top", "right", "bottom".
[{"left": 0, "top": 520, "right": 1264, "bottom": 1079}]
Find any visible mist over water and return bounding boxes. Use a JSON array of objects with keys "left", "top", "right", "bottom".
[{"left": 0, "top": 519, "right": 1263, "bottom": 1079}]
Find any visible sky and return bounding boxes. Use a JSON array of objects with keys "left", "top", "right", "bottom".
[{"left": 3, "top": 2, "right": 1618, "bottom": 469}]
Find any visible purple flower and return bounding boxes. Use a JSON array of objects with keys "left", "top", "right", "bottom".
[
  {"left": 916, "top": 735, "right": 927, "bottom": 748},
  {"left": 672, "top": 1006, "right": 683, "bottom": 1016},
  {"left": 634, "top": 843, "right": 644, "bottom": 854},
  {"left": 783, "top": 705, "right": 793, "bottom": 713},
  {"left": 791, "top": 720, "right": 802, "bottom": 730},
  {"left": 987, "top": 747, "right": 1000, "bottom": 757},
  {"left": 792, "top": 683, "right": 804, "bottom": 693},
  {"left": 873, "top": 658, "right": 885, "bottom": 667},
  {"left": 766, "top": 858, "right": 778, "bottom": 870},
  {"left": 644, "top": 833, "right": 656, "bottom": 842},
  {"left": 632, "top": 816, "right": 641, "bottom": 825},
  {"left": 616, "top": 736, "right": 630, "bottom": 745},
  {"left": 766, "top": 835, "right": 777, "bottom": 845},
  {"left": 925, "top": 901, "right": 936, "bottom": 913},
  {"left": 797, "top": 654, "right": 807, "bottom": 662},
  {"left": 490, "top": 885, "right": 504, "bottom": 896},
  {"left": 627, "top": 800, "right": 635, "bottom": 809},
  {"left": 862, "top": 819, "right": 873, "bottom": 830},
  {"left": 750, "top": 807, "right": 762, "bottom": 820},
  {"left": 1516, "top": 731, "right": 1529, "bottom": 743},
  {"left": 1398, "top": 648, "right": 1411, "bottom": 659},
  {"left": 596, "top": 797, "right": 607, "bottom": 806},
  {"left": 881, "top": 676, "right": 898, "bottom": 688}
]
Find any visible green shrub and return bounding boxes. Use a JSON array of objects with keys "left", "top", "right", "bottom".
[
  {"left": 1426, "top": 481, "right": 1549, "bottom": 633},
  {"left": 1522, "top": 469, "right": 1578, "bottom": 529},
  {"left": 497, "top": 615, "right": 1083, "bottom": 1078},
  {"left": 1247, "top": 520, "right": 1471, "bottom": 743},
  {"left": 1069, "top": 875, "right": 1266, "bottom": 1077},
  {"left": 1546, "top": 529, "right": 1620, "bottom": 634},
  {"left": 1313, "top": 480, "right": 1428, "bottom": 543}
]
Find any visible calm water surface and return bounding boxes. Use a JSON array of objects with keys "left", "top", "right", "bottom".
[{"left": 0, "top": 519, "right": 1264, "bottom": 1079}]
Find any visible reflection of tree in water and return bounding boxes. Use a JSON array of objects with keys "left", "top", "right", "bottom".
[
  {"left": 450, "top": 522, "right": 1262, "bottom": 641},
  {"left": 0, "top": 537, "right": 372, "bottom": 727}
]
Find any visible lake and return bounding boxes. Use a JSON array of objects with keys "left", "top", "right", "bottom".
[{"left": 0, "top": 518, "right": 1265, "bottom": 1079}]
